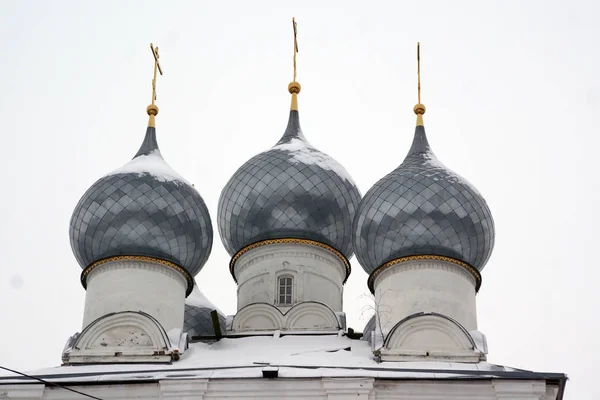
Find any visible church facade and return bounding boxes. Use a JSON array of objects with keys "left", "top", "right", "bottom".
[{"left": 0, "top": 39, "right": 567, "bottom": 399}]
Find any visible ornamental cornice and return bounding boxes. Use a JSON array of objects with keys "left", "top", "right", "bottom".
[
  {"left": 368, "top": 255, "right": 481, "bottom": 294},
  {"left": 81, "top": 255, "right": 194, "bottom": 296},
  {"left": 230, "top": 238, "right": 351, "bottom": 284},
  {"left": 235, "top": 249, "right": 346, "bottom": 279},
  {"left": 86, "top": 259, "right": 188, "bottom": 290}
]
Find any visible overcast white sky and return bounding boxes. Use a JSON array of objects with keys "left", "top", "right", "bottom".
[{"left": 0, "top": 0, "right": 598, "bottom": 398}]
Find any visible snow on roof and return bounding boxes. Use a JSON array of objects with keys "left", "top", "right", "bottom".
[
  {"left": 0, "top": 334, "right": 561, "bottom": 384},
  {"left": 271, "top": 139, "right": 357, "bottom": 185},
  {"left": 186, "top": 285, "right": 220, "bottom": 312},
  {"left": 422, "top": 149, "right": 482, "bottom": 195},
  {"left": 106, "top": 150, "right": 191, "bottom": 185}
]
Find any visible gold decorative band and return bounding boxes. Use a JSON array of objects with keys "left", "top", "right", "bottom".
[
  {"left": 367, "top": 254, "right": 482, "bottom": 294},
  {"left": 229, "top": 238, "right": 351, "bottom": 283},
  {"left": 81, "top": 255, "right": 194, "bottom": 296}
]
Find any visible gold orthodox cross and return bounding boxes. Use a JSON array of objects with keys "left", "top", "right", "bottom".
[
  {"left": 150, "top": 43, "right": 163, "bottom": 106},
  {"left": 417, "top": 42, "right": 421, "bottom": 104},
  {"left": 288, "top": 18, "right": 301, "bottom": 111},
  {"left": 292, "top": 18, "right": 298, "bottom": 82},
  {"left": 414, "top": 42, "right": 426, "bottom": 126}
]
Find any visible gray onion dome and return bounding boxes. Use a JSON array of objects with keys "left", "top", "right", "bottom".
[
  {"left": 362, "top": 314, "right": 376, "bottom": 342},
  {"left": 69, "top": 125, "right": 213, "bottom": 279},
  {"left": 353, "top": 120, "right": 495, "bottom": 278},
  {"left": 218, "top": 110, "right": 361, "bottom": 258}
]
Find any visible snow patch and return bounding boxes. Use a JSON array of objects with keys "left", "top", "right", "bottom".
[
  {"left": 10, "top": 334, "right": 526, "bottom": 382},
  {"left": 186, "top": 284, "right": 220, "bottom": 312},
  {"left": 167, "top": 328, "right": 184, "bottom": 352},
  {"left": 107, "top": 150, "right": 191, "bottom": 185},
  {"left": 421, "top": 149, "right": 481, "bottom": 195},
  {"left": 270, "top": 138, "right": 356, "bottom": 185}
]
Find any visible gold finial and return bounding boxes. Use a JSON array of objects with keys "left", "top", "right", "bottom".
[
  {"left": 414, "top": 42, "right": 426, "bottom": 126},
  {"left": 288, "top": 17, "right": 301, "bottom": 111},
  {"left": 147, "top": 43, "right": 163, "bottom": 128}
]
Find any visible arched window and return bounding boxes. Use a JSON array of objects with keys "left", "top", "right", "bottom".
[{"left": 278, "top": 276, "right": 293, "bottom": 305}]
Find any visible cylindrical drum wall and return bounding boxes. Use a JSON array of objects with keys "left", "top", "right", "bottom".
[
  {"left": 234, "top": 242, "right": 348, "bottom": 312},
  {"left": 82, "top": 259, "right": 188, "bottom": 333},
  {"left": 373, "top": 258, "right": 478, "bottom": 334}
]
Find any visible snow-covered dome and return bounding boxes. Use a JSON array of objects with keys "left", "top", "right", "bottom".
[
  {"left": 183, "top": 284, "right": 226, "bottom": 338},
  {"left": 353, "top": 108, "right": 495, "bottom": 278},
  {"left": 218, "top": 87, "right": 361, "bottom": 259},
  {"left": 69, "top": 124, "right": 213, "bottom": 279}
]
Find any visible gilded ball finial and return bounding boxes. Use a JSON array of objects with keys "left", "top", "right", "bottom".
[
  {"left": 147, "top": 104, "right": 159, "bottom": 116},
  {"left": 414, "top": 103, "right": 426, "bottom": 115},
  {"left": 288, "top": 81, "right": 301, "bottom": 94}
]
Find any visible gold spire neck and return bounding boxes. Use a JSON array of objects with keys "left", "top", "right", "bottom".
[
  {"left": 289, "top": 81, "right": 301, "bottom": 111},
  {"left": 147, "top": 104, "right": 159, "bottom": 128},
  {"left": 289, "top": 18, "right": 301, "bottom": 111},
  {"left": 414, "top": 42, "right": 426, "bottom": 127},
  {"left": 147, "top": 43, "right": 163, "bottom": 128},
  {"left": 414, "top": 103, "right": 426, "bottom": 126}
]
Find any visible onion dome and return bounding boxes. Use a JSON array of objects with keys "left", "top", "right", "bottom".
[
  {"left": 217, "top": 82, "right": 361, "bottom": 260},
  {"left": 362, "top": 314, "right": 376, "bottom": 342},
  {"left": 354, "top": 44, "right": 494, "bottom": 291},
  {"left": 69, "top": 105, "right": 213, "bottom": 290},
  {"left": 183, "top": 284, "right": 227, "bottom": 338},
  {"left": 353, "top": 104, "right": 495, "bottom": 287}
]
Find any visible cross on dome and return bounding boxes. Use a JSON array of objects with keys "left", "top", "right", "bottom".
[{"left": 147, "top": 43, "right": 163, "bottom": 127}]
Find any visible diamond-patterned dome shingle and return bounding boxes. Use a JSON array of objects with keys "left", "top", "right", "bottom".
[
  {"left": 353, "top": 125, "right": 495, "bottom": 274},
  {"left": 69, "top": 127, "right": 213, "bottom": 276},
  {"left": 183, "top": 284, "right": 226, "bottom": 337},
  {"left": 218, "top": 111, "right": 361, "bottom": 258},
  {"left": 183, "top": 304, "right": 226, "bottom": 338},
  {"left": 362, "top": 314, "right": 376, "bottom": 342}
]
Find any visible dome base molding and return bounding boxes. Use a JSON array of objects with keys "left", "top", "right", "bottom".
[
  {"left": 368, "top": 255, "right": 481, "bottom": 294},
  {"left": 82, "top": 255, "right": 194, "bottom": 296}
]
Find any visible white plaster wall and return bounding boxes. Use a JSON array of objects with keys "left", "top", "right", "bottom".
[
  {"left": 374, "top": 259, "right": 478, "bottom": 333},
  {"left": 82, "top": 259, "right": 188, "bottom": 333},
  {"left": 10, "top": 378, "right": 559, "bottom": 399},
  {"left": 234, "top": 243, "right": 347, "bottom": 312},
  {"left": 231, "top": 301, "right": 340, "bottom": 332}
]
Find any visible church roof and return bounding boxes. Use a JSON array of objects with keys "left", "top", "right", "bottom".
[{"left": 0, "top": 334, "right": 566, "bottom": 387}]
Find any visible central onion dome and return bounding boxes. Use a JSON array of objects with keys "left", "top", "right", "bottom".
[
  {"left": 353, "top": 104, "right": 495, "bottom": 287},
  {"left": 69, "top": 107, "right": 213, "bottom": 289},
  {"left": 218, "top": 83, "right": 361, "bottom": 259}
]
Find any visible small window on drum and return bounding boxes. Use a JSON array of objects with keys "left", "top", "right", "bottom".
[{"left": 278, "top": 276, "right": 293, "bottom": 305}]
